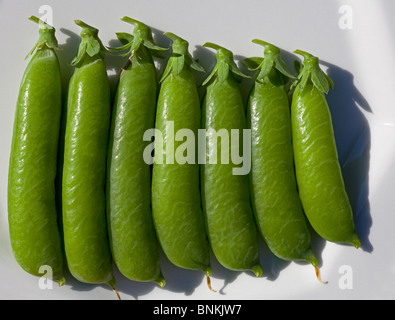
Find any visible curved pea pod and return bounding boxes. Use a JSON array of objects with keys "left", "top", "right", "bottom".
[
  {"left": 8, "top": 16, "right": 65, "bottom": 285},
  {"left": 291, "top": 50, "right": 360, "bottom": 248},
  {"left": 62, "top": 20, "right": 118, "bottom": 296},
  {"left": 106, "top": 17, "right": 167, "bottom": 287},
  {"left": 201, "top": 42, "right": 262, "bottom": 276},
  {"left": 246, "top": 40, "right": 319, "bottom": 267},
  {"left": 151, "top": 33, "right": 213, "bottom": 288}
]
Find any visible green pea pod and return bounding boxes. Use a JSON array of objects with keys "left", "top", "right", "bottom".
[
  {"left": 62, "top": 20, "right": 118, "bottom": 297},
  {"left": 246, "top": 40, "right": 322, "bottom": 279},
  {"left": 106, "top": 17, "right": 166, "bottom": 287},
  {"left": 291, "top": 50, "right": 360, "bottom": 248},
  {"left": 8, "top": 16, "right": 64, "bottom": 285},
  {"left": 151, "top": 33, "right": 213, "bottom": 289},
  {"left": 201, "top": 42, "right": 262, "bottom": 276}
]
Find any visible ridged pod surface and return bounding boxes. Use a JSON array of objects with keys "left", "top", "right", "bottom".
[
  {"left": 62, "top": 20, "right": 115, "bottom": 289},
  {"left": 201, "top": 42, "right": 262, "bottom": 276},
  {"left": 291, "top": 50, "right": 360, "bottom": 248},
  {"left": 8, "top": 16, "right": 64, "bottom": 285}
]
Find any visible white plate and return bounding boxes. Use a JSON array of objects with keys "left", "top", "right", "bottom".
[{"left": 1, "top": 0, "right": 394, "bottom": 300}]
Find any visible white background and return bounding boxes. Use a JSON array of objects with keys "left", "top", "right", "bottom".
[{"left": 0, "top": 0, "right": 394, "bottom": 300}]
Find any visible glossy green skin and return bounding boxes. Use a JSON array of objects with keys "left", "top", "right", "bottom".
[
  {"left": 201, "top": 75, "right": 261, "bottom": 273},
  {"left": 62, "top": 55, "right": 114, "bottom": 284},
  {"left": 291, "top": 83, "right": 360, "bottom": 247},
  {"left": 152, "top": 66, "right": 211, "bottom": 273},
  {"left": 8, "top": 47, "right": 64, "bottom": 282},
  {"left": 107, "top": 49, "right": 163, "bottom": 284},
  {"left": 248, "top": 81, "right": 317, "bottom": 265}
]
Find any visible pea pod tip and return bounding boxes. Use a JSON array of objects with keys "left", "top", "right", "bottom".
[
  {"left": 57, "top": 277, "right": 66, "bottom": 287},
  {"left": 206, "top": 275, "right": 216, "bottom": 292},
  {"left": 314, "top": 266, "right": 328, "bottom": 284},
  {"left": 251, "top": 265, "right": 263, "bottom": 278}
]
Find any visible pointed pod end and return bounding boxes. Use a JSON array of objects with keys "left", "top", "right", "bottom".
[
  {"left": 154, "top": 275, "right": 166, "bottom": 288},
  {"left": 56, "top": 276, "right": 66, "bottom": 287},
  {"left": 106, "top": 278, "right": 121, "bottom": 300},
  {"left": 314, "top": 266, "right": 328, "bottom": 284},
  {"left": 251, "top": 264, "right": 263, "bottom": 277},
  {"left": 204, "top": 267, "right": 216, "bottom": 292},
  {"left": 206, "top": 274, "right": 217, "bottom": 292},
  {"left": 351, "top": 234, "right": 361, "bottom": 249}
]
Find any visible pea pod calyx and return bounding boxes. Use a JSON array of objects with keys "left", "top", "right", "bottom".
[
  {"left": 71, "top": 20, "right": 108, "bottom": 66},
  {"left": 244, "top": 39, "right": 294, "bottom": 86},
  {"left": 202, "top": 42, "right": 249, "bottom": 86},
  {"left": 292, "top": 49, "right": 333, "bottom": 94},
  {"left": 110, "top": 17, "right": 167, "bottom": 59},
  {"left": 160, "top": 32, "right": 205, "bottom": 82},
  {"left": 26, "top": 16, "right": 58, "bottom": 59}
]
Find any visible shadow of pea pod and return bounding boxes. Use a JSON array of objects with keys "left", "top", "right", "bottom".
[
  {"left": 150, "top": 26, "right": 172, "bottom": 79},
  {"left": 320, "top": 59, "right": 373, "bottom": 253},
  {"left": 257, "top": 238, "right": 291, "bottom": 281},
  {"left": 109, "top": 264, "right": 157, "bottom": 300},
  {"left": 156, "top": 250, "right": 208, "bottom": 296},
  {"left": 103, "top": 37, "right": 128, "bottom": 100},
  {"left": 206, "top": 251, "right": 239, "bottom": 295},
  {"left": 58, "top": 28, "right": 81, "bottom": 96}
]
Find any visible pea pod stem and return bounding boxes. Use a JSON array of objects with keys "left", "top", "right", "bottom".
[
  {"left": 109, "top": 16, "right": 167, "bottom": 59},
  {"left": 71, "top": 20, "right": 109, "bottom": 66},
  {"left": 291, "top": 49, "right": 333, "bottom": 94},
  {"left": 202, "top": 42, "right": 249, "bottom": 85},
  {"left": 25, "top": 15, "right": 58, "bottom": 58}
]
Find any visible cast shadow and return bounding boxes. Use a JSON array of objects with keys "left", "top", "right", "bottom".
[
  {"left": 150, "top": 26, "right": 172, "bottom": 77},
  {"left": 60, "top": 262, "right": 159, "bottom": 300},
  {"left": 237, "top": 50, "right": 328, "bottom": 279},
  {"left": 320, "top": 59, "right": 373, "bottom": 253},
  {"left": 157, "top": 251, "right": 211, "bottom": 297},
  {"left": 241, "top": 47, "right": 373, "bottom": 254},
  {"left": 208, "top": 251, "right": 242, "bottom": 295},
  {"left": 192, "top": 44, "right": 215, "bottom": 101},
  {"left": 57, "top": 28, "right": 80, "bottom": 96}
]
